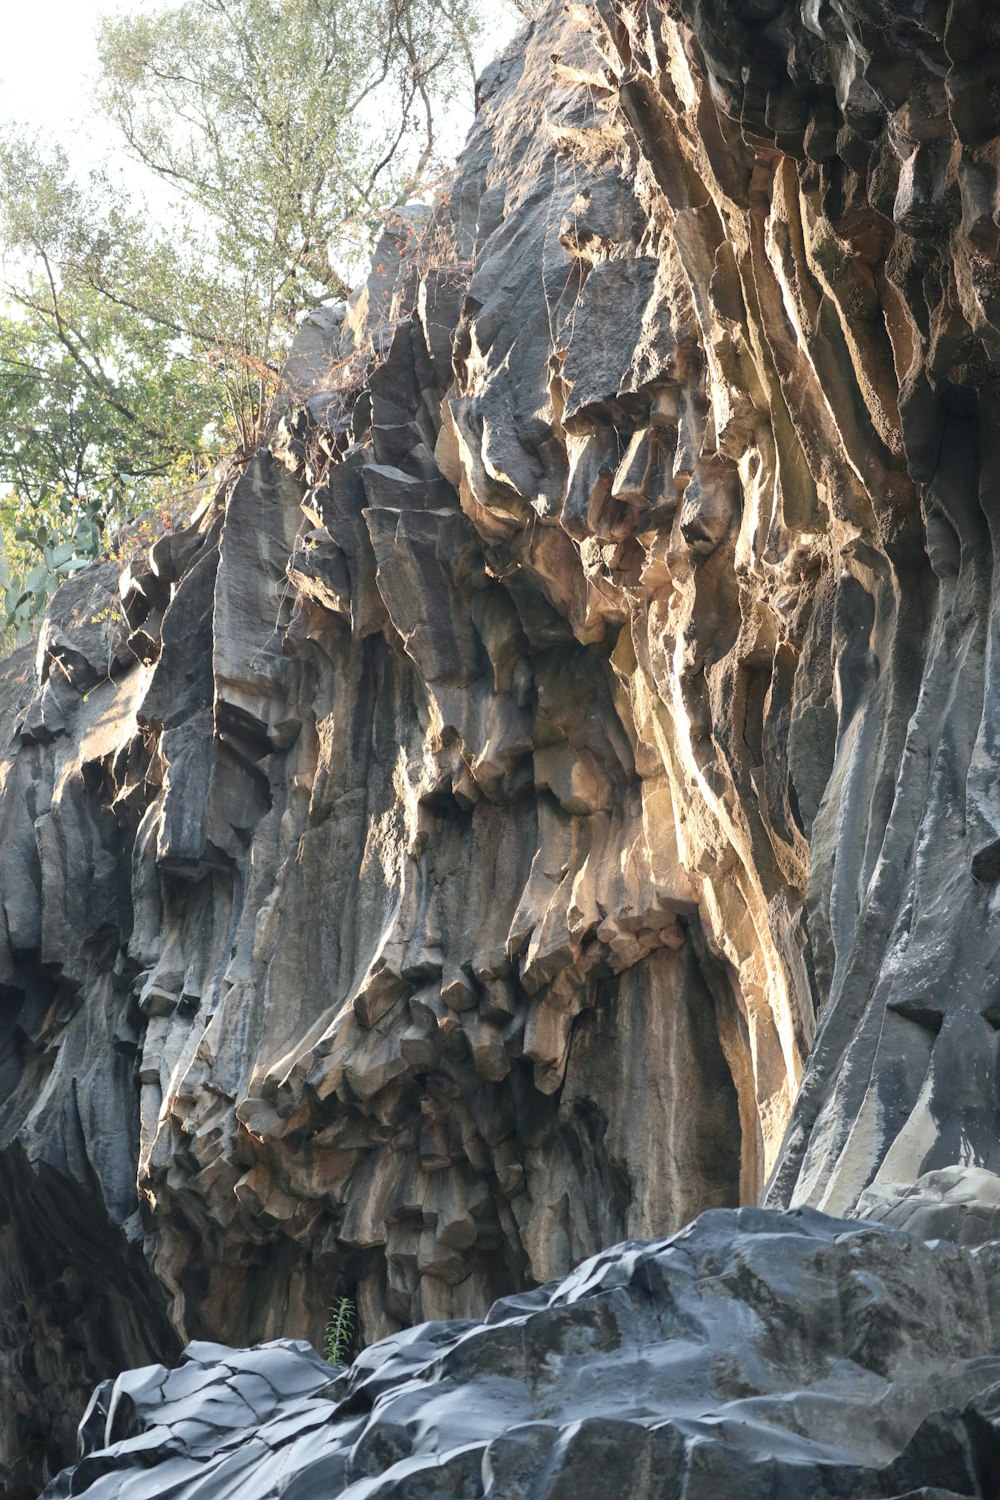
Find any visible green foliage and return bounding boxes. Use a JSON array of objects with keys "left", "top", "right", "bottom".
[
  {"left": 323, "top": 1296, "right": 356, "bottom": 1366},
  {"left": 0, "top": 486, "right": 103, "bottom": 650},
  {"left": 0, "top": 0, "right": 495, "bottom": 482},
  {"left": 0, "top": 0, "right": 521, "bottom": 656},
  {"left": 0, "top": 295, "right": 216, "bottom": 513},
  {"left": 96, "top": 0, "right": 484, "bottom": 290}
]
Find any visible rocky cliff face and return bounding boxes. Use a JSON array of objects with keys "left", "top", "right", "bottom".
[{"left": 5, "top": 0, "right": 1000, "bottom": 1490}]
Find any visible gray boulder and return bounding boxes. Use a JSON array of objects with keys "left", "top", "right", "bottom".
[{"left": 39, "top": 1208, "right": 1000, "bottom": 1500}]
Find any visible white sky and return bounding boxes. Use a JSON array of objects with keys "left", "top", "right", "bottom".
[{"left": 1, "top": 0, "right": 130, "bottom": 153}]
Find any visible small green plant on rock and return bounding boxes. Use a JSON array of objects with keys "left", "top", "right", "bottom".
[{"left": 324, "top": 1295, "right": 356, "bottom": 1365}]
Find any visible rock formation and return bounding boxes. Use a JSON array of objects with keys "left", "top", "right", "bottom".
[
  {"left": 37, "top": 1208, "right": 1000, "bottom": 1500},
  {"left": 6, "top": 0, "right": 1000, "bottom": 1490}
]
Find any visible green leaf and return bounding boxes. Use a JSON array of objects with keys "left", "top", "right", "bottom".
[{"left": 323, "top": 1295, "right": 356, "bottom": 1365}]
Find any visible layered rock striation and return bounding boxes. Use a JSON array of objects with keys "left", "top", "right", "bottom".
[{"left": 5, "top": 0, "right": 1000, "bottom": 1489}]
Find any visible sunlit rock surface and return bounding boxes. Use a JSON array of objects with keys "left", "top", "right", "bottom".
[{"left": 6, "top": 0, "right": 1000, "bottom": 1488}]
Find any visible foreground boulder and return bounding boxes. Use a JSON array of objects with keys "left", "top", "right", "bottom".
[{"left": 41, "top": 1207, "right": 1000, "bottom": 1499}]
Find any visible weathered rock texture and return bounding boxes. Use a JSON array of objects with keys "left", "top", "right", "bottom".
[
  {"left": 39, "top": 1210, "right": 1000, "bottom": 1500},
  {"left": 5, "top": 0, "right": 1000, "bottom": 1488}
]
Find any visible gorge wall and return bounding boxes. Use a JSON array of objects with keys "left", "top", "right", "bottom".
[{"left": 5, "top": 0, "right": 1000, "bottom": 1490}]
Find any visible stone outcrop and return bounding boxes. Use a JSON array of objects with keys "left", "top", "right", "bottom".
[
  {"left": 6, "top": 0, "right": 1000, "bottom": 1489},
  {"left": 40, "top": 1209, "right": 1000, "bottom": 1500}
]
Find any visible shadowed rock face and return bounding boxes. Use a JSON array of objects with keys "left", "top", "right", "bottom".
[{"left": 6, "top": 0, "right": 1000, "bottom": 1488}]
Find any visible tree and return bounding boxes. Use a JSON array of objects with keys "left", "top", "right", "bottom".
[
  {"left": 0, "top": 0, "right": 521, "bottom": 643},
  {"left": 96, "top": 0, "right": 485, "bottom": 288},
  {"left": 0, "top": 273, "right": 213, "bottom": 514},
  {"left": 0, "top": 135, "right": 222, "bottom": 646}
]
